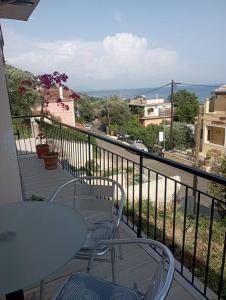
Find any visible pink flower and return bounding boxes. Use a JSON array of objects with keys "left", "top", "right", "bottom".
[
  {"left": 18, "top": 86, "right": 27, "bottom": 96},
  {"left": 19, "top": 71, "right": 79, "bottom": 115},
  {"left": 62, "top": 85, "right": 69, "bottom": 90},
  {"left": 21, "top": 80, "right": 32, "bottom": 86},
  {"left": 38, "top": 74, "right": 53, "bottom": 89},
  {"left": 60, "top": 102, "right": 69, "bottom": 111},
  {"left": 70, "top": 92, "right": 80, "bottom": 100}
]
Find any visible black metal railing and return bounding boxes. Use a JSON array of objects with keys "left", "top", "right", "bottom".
[{"left": 12, "top": 116, "right": 226, "bottom": 299}]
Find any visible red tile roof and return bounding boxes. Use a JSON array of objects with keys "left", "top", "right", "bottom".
[
  {"left": 44, "top": 87, "right": 74, "bottom": 103},
  {"left": 75, "top": 123, "right": 85, "bottom": 130}
]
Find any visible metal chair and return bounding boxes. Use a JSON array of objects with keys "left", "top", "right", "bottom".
[
  {"left": 53, "top": 238, "right": 175, "bottom": 300},
  {"left": 39, "top": 177, "right": 125, "bottom": 299},
  {"left": 49, "top": 176, "right": 125, "bottom": 270}
]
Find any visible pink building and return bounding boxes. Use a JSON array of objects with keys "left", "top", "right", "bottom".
[{"left": 34, "top": 86, "right": 76, "bottom": 127}]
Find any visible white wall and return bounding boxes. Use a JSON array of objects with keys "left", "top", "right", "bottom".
[
  {"left": 109, "top": 172, "right": 181, "bottom": 205},
  {"left": 144, "top": 106, "right": 159, "bottom": 117},
  {"left": 0, "top": 38, "right": 23, "bottom": 203}
]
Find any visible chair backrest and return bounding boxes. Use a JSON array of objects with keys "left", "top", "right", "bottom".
[
  {"left": 91, "top": 238, "right": 174, "bottom": 300},
  {"left": 144, "top": 248, "right": 171, "bottom": 300},
  {"left": 49, "top": 176, "right": 125, "bottom": 228}
]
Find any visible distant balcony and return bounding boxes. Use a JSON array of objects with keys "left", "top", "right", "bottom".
[{"left": 12, "top": 116, "right": 226, "bottom": 300}]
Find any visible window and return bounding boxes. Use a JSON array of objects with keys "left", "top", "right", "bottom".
[
  {"left": 200, "top": 129, "right": 203, "bottom": 139},
  {"left": 147, "top": 108, "right": 154, "bottom": 115},
  {"left": 209, "top": 99, "right": 214, "bottom": 112},
  {"left": 207, "top": 129, "right": 211, "bottom": 141}
]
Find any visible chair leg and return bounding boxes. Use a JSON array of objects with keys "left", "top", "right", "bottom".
[
  {"left": 111, "top": 247, "right": 116, "bottom": 283},
  {"left": 116, "top": 229, "right": 123, "bottom": 260},
  {"left": 87, "top": 253, "right": 95, "bottom": 274},
  {"left": 40, "top": 280, "right": 44, "bottom": 300}
]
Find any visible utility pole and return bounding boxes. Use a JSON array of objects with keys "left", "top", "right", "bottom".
[
  {"left": 169, "top": 80, "right": 181, "bottom": 149},
  {"left": 169, "top": 80, "right": 174, "bottom": 149},
  {"left": 194, "top": 105, "right": 202, "bottom": 166},
  {"left": 192, "top": 104, "right": 203, "bottom": 214},
  {"left": 106, "top": 97, "right": 111, "bottom": 134},
  {"left": 106, "top": 102, "right": 110, "bottom": 127},
  {"left": 163, "top": 101, "right": 166, "bottom": 153}
]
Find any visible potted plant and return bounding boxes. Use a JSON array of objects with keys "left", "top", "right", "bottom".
[
  {"left": 42, "top": 151, "right": 59, "bottom": 170},
  {"left": 42, "top": 140, "right": 59, "bottom": 170},
  {"left": 18, "top": 72, "right": 80, "bottom": 158},
  {"left": 35, "top": 121, "right": 50, "bottom": 158},
  {"left": 36, "top": 143, "right": 50, "bottom": 158}
]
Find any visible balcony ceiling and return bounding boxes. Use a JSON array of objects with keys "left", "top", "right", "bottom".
[{"left": 0, "top": 0, "right": 39, "bottom": 21}]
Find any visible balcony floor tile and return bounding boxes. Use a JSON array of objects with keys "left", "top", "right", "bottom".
[{"left": 15, "top": 155, "right": 208, "bottom": 300}]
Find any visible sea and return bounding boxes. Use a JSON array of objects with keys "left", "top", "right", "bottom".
[{"left": 84, "top": 85, "right": 221, "bottom": 102}]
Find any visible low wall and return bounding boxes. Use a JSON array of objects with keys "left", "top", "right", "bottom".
[
  {"left": 109, "top": 172, "right": 181, "bottom": 205},
  {"left": 164, "top": 151, "right": 194, "bottom": 167}
]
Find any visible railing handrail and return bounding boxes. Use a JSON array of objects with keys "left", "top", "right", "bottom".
[
  {"left": 13, "top": 115, "right": 226, "bottom": 299},
  {"left": 12, "top": 115, "right": 226, "bottom": 186}
]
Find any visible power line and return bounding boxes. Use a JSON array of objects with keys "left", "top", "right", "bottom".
[
  {"left": 133, "top": 82, "right": 171, "bottom": 98},
  {"left": 135, "top": 82, "right": 223, "bottom": 98},
  {"left": 179, "top": 83, "right": 224, "bottom": 88}
]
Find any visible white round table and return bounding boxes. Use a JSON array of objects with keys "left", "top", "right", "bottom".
[{"left": 0, "top": 201, "right": 87, "bottom": 295}]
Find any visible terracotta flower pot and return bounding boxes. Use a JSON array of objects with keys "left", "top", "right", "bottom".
[
  {"left": 42, "top": 152, "right": 59, "bottom": 170},
  {"left": 36, "top": 144, "right": 49, "bottom": 158}
]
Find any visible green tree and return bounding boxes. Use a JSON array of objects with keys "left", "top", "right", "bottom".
[
  {"left": 172, "top": 89, "right": 199, "bottom": 123},
  {"left": 101, "top": 96, "right": 131, "bottom": 128},
  {"left": 77, "top": 94, "right": 102, "bottom": 122},
  {"left": 164, "top": 122, "right": 194, "bottom": 150},
  {"left": 208, "top": 155, "right": 226, "bottom": 217},
  {"left": 123, "top": 115, "right": 145, "bottom": 140},
  {"left": 5, "top": 64, "right": 41, "bottom": 116},
  {"left": 143, "top": 124, "right": 161, "bottom": 150}
]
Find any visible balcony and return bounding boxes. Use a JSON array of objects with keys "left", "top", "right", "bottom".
[{"left": 11, "top": 116, "right": 226, "bottom": 300}]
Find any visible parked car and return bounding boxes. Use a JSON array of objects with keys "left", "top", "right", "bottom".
[
  {"left": 84, "top": 123, "right": 92, "bottom": 131},
  {"left": 135, "top": 139, "right": 143, "bottom": 143},
  {"left": 117, "top": 134, "right": 130, "bottom": 141},
  {"left": 131, "top": 142, "right": 148, "bottom": 152}
]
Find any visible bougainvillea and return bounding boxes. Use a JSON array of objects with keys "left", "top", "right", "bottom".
[
  {"left": 19, "top": 71, "right": 80, "bottom": 113},
  {"left": 19, "top": 71, "right": 80, "bottom": 144}
]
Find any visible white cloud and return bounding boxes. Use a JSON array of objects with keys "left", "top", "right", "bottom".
[{"left": 2, "top": 29, "right": 184, "bottom": 89}]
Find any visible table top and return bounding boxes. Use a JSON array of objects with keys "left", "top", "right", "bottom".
[{"left": 0, "top": 201, "right": 87, "bottom": 294}]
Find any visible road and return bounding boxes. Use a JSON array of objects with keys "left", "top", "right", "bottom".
[{"left": 91, "top": 125, "right": 213, "bottom": 211}]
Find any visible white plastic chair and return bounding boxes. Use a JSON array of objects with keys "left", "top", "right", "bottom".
[{"left": 53, "top": 238, "right": 175, "bottom": 300}]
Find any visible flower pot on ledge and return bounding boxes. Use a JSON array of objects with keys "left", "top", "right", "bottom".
[
  {"left": 42, "top": 152, "right": 59, "bottom": 170},
  {"left": 36, "top": 144, "right": 49, "bottom": 158}
]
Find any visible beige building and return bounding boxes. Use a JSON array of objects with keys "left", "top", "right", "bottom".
[
  {"left": 129, "top": 97, "right": 171, "bottom": 126},
  {"left": 200, "top": 84, "right": 226, "bottom": 158}
]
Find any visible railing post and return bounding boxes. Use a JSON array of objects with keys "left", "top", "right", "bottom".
[
  {"left": 59, "top": 124, "right": 64, "bottom": 169},
  {"left": 137, "top": 154, "right": 143, "bottom": 238},
  {"left": 88, "top": 135, "right": 91, "bottom": 175},
  {"left": 218, "top": 231, "right": 226, "bottom": 299}
]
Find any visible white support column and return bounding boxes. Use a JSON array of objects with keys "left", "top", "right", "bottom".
[
  {"left": 0, "top": 35, "right": 23, "bottom": 203},
  {"left": 203, "top": 125, "right": 208, "bottom": 143},
  {"left": 224, "top": 127, "right": 226, "bottom": 154}
]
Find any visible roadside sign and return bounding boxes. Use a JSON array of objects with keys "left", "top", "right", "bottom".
[{"left": 159, "top": 131, "right": 164, "bottom": 142}]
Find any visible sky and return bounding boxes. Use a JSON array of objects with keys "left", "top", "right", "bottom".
[{"left": 1, "top": 0, "right": 226, "bottom": 91}]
